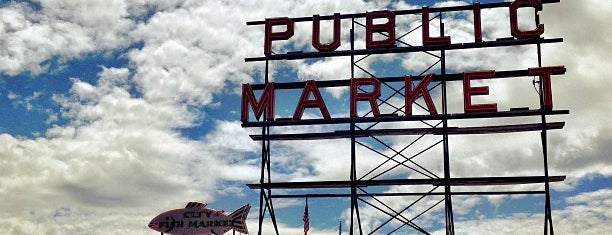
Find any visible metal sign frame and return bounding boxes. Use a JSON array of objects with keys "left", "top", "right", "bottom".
[{"left": 242, "top": 1, "right": 566, "bottom": 234}]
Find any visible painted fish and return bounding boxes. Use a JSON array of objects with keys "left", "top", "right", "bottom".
[{"left": 148, "top": 202, "right": 250, "bottom": 235}]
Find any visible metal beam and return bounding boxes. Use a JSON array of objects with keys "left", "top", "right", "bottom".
[
  {"left": 247, "top": 176, "right": 566, "bottom": 189},
  {"left": 242, "top": 110, "right": 568, "bottom": 127},
  {"left": 246, "top": 0, "right": 560, "bottom": 25},
  {"left": 245, "top": 38, "right": 562, "bottom": 62}
]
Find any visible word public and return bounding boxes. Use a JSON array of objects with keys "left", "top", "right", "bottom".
[{"left": 263, "top": 0, "right": 546, "bottom": 54}]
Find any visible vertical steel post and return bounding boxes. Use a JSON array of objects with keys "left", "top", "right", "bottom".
[
  {"left": 349, "top": 18, "right": 356, "bottom": 235},
  {"left": 535, "top": 12, "right": 555, "bottom": 235},
  {"left": 440, "top": 15, "right": 455, "bottom": 235},
  {"left": 257, "top": 60, "right": 269, "bottom": 235},
  {"left": 349, "top": 17, "right": 364, "bottom": 235}
]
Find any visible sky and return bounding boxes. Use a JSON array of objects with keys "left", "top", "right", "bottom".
[{"left": 0, "top": 0, "right": 610, "bottom": 234}]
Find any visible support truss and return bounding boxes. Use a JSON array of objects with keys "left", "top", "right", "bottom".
[{"left": 244, "top": 2, "right": 565, "bottom": 235}]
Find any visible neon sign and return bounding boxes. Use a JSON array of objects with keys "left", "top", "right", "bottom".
[
  {"left": 242, "top": 0, "right": 567, "bottom": 234},
  {"left": 241, "top": 0, "right": 566, "bottom": 123},
  {"left": 263, "top": 0, "right": 546, "bottom": 55}
]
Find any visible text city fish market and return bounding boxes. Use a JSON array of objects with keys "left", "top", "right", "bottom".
[
  {"left": 241, "top": 67, "right": 565, "bottom": 122},
  {"left": 157, "top": 211, "right": 236, "bottom": 229},
  {"left": 157, "top": 219, "right": 234, "bottom": 229}
]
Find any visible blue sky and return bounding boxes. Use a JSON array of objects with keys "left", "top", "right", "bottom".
[{"left": 0, "top": 0, "right": 610, "bottom": 234}]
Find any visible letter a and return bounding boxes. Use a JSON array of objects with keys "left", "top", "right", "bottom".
[{"left": 293, "top": 80, "right": 331, "bottom": 120}]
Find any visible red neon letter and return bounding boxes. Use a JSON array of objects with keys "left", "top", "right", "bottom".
[
  {"left": 405, "top": 74, "right": 438, "bottom": 115},
  {"left": 264, "top": 17, "right": 294, "bottom": 55},
  {"left": 422, "top": 7, "right": 451, "bottom": 46},
  {"left": 473, "top": 3, "right": 483, "bottom": 42},
  {"left": 366, "top": 10, "right": 395, "bottom": 49},
  {"left": 293, "top": 80, "right": 331, "bottom": 120},
  {"left": 241, "top": 83, "right": 275, "bottom": 121},
  {"left": 463, "top": 71, "right": 497, "bottom": 113},
  {"left": 509, "top": 0, "right": 544, "bottom": 39},
  {"left": 312, "top": 13, "right": 341, "bottom": 52},
  {"left": 528, "top": 66, "right": 566, "bottom": 110},
  {"left": 350, "top": 78, "right": 381, "bottom": 117}
]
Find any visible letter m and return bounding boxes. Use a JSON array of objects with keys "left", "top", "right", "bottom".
[{"left": 241, "top": 83, "right": 275, "bottom": 122}]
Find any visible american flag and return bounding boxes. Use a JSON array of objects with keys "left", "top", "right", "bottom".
[{"left": 303, "top": 200, "right": 309, "bottom": 235}]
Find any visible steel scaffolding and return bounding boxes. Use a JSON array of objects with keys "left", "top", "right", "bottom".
[{"left": 243, "top": 1, "right": 565, "bottom": 234}]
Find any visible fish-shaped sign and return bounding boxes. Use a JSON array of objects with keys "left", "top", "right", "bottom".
[{"left": 148, "top": 202, "right": 250, "bottom": 235}]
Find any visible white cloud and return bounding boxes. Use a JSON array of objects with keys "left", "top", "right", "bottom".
[
  {"left": 0, "top": 66, "right": 225, "bottom": 233},
  {"left": 0, "top": 0, "right": 610, "bottom": 234},
  {"left": 429, "top": 188, "right": 612, "bottom": 235},
  {"left": 0, "top": 1, "right": 136, "bottom": 75}
]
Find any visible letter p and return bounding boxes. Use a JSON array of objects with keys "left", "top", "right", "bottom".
[{"left": 264, "top": 17, "right": 294, "bottom": 55}]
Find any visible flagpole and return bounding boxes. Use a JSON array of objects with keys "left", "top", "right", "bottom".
[{"left": 303, "top": 196, "right": 310, "bottom": 235}]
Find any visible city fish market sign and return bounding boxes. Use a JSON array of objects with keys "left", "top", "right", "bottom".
[
  {"left": 148, "top": 202, "right": 250, "bottom": 235},
  {"left": 241, "top": 0, "right": 565, "bottom": 122}
]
